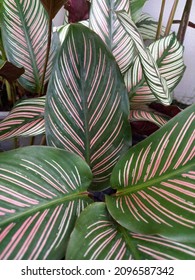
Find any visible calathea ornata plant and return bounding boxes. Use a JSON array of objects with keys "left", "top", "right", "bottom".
[{"left": 0, "top": 0, "right": 195, "bottom": 259}]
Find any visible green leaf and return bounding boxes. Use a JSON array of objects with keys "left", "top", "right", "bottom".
[
  {"left": 0, "top": 58, "right": 24, "bottom": 82},
  {"left": 0, "top": 97, "right": 45, "bottom": 141},
  {"left": 66, "top": 203, "right": 195, "bottom": 259},
  {"left": 40, "top": 0, "right": 65, "bottom": 19},
  {"left": 125, "top": 33, "right": 185, "bottom": 104},
  {"left": 0, "top": 146, "right": 93, "bottom": 259},
  {"left": 106, "top": 105, "right": 195, "bottom": 242},
  {"left": 45, "top": 24, "right": 131, "bottom": 191},
  {"left": 0, "top": 0, "right": 58, "bottom": 93},
  {"left": 117, "top": 11, "right": 171, "bottom": 105},
  {"left": 130, "top": 0, "right": 147, "bottom": 22},
  {"left": 89, "top": 0, "right": 135, "bottom": 73}
]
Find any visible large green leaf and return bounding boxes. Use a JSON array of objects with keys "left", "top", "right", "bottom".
[
  {"left": 0, "top": 0, "right": 58, "bottom": 93},
  {"left": 66, "top": 203, "right": 195, "bottom": 259},
  {"left": 89, "top": 0, "right": 135, "bottom": 74},
  {"left": 45, "top": 24, "right": 131, "bottom": 190},
  {"left": 0, "top": 97, "right": 45, "bottom": 140},
  {"left": 117, "top": 11, "right": 171, "bottom": 105},
  {"left": 0, "top": 146, "right": 92, "bottom": 259},
  {"left": 106, "top": 105, "right": 195, "bottom": 242},
  {"left": 125, "top": 33, "right": 185, "bottom": 104}
]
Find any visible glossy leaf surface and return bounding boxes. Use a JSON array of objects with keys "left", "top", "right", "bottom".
[
  {"left": 0, "top": 146, "right": 92, "bottom": 259},
  {"left": 0, "top": 0, "right": 57, "bottom": 93},
  {"left": 45, "top": 24, "right": 131, "bottom": 190},
  {"left": 0, "top": 97, "right": 45, "bottom": 140},
  {"left": 66, "top": 203, "right": 195, "bottom": 259},
  {"left": 89, "top": 0, "right": 134, "bottom": 73},
  {"left": 107, "top": 105, "right": 195, "bottom": 242}
]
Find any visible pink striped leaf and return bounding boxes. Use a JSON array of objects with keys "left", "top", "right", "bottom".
[
  {"left": 0, "top": 0, "right": 58, "bottom": 93},
  {"left": 125, "top": 33, "right": 185, "bottom": 104},
  {"left": 117, "top": 11, "right": 171, "bottom": 105},
  {"left": 106, "top": 104, "right": 195, "bottom": 242},
  {"left": 89, "top": 0, "right": 135, "bottom": 74},
  {"left": 0, "top": 97, "right": 45, "bottom": 140},
  {"left": 0, "top": 146, "right": 92, "bottom": 259},
  {"left": 66, "top": 203, "right": 195, "bottom": 259},
  {"left": 130, "top": 108, "right": 169, "bottom": 127},
  {"left": 45, "top": 24, "right": 132, "bottom": 191}
]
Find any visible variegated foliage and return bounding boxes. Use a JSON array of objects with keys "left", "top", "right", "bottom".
[
  {"left": 45, "top": 24, "right": 131, "bottom": 191},
  {"left": 89, "top": 0, "right": 135, "bottom": 74},
  {"left": 0, "top": 0, "right": 58, "bottom": 93},
  {"left": 0, "top": 146, "right": 92, "bottom": 259},
  {"left": 125, "top": 33, "right": 185, "bottom": 105},
  {"left": 0, "top": 97, "right": 45, "bottom": 140},
  {"left": 130, "top": 108, "right": 169, "bottom": 127},
  {"left": 106, "top": 104, "right": 195, "bottom": 242},
  {"left": 117, "top": 11, "right": 171, "bottom": 105},
  {"left": 136, "top": 13, "right": 165, "bottom": 40},
  {"left": 66, "top": 203, "right": 195, "bottom": 260}
]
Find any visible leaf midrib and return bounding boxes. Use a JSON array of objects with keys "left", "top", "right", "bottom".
[
  {"left": 0, "top": 191, "right": 89, "bottom": 227},
  {"left": 115, "top": 162, "right": 193, "bottom": 196}
]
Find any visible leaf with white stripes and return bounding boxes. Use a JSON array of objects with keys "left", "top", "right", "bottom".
[
  {"left": 136, "top": 13, "right": 165, "bottom": 40},
  {"left": 125, "top": 33, "right": 185, "bottom": 104},
  {"left": 89, "top": 0, "right": 135, "bottom": 74},
  {"left": 0, "top": 97, "right": 45, "bottom": 140},
  {"left": 117, "top": 11, "right": 171, "bottom": 105},
  {"left": 66, "top": 203, "right": 195, "bottom": 259},
  {"left": 45, "top": 24, "right": 131, "bottom": 191},
  {"left": 0, "top": 146, "right": 92, "bottom": 259},
  {"left": 0, "top": 0, "right": 58, "bottom": 93},
  {"left": 106, "top": 105, "right": 195, "bottom": 242}
]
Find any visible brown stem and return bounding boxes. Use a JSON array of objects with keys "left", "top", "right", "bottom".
[
  {"left": 177, "top": 0, "right": 192, "bottom": 44},
  {"left": 156, "top": 0, "right": 166, "bottom": 40},
  {"left": 165, "top": 0, "right": 179, "bottom": 36},
  {"left": 173, "top": 20, "right": 195, "bottom": 28},
  {"left": 39, "top": 6, "right": 53, "bottom": 96}
]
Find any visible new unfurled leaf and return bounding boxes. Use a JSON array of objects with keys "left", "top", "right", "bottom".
[
  {"left": 106, "top": 105, "right": 195, "bottom": 242},
  {"left": 0, "top": 146, "right": 92, "bottom": 259},
  {"left": 45, "top": 24, "right": 131, "bottom": 190}
]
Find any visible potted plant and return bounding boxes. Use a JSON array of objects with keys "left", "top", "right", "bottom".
[{"left": 0, "top": 0, "right": 194, "bottom": 260}]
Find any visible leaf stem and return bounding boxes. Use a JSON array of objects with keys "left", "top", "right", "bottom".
[
  {"left": 165, "top": 0, "right": 179, "bottom": 36},
  {"left": 156, "top": 0, "right": 166, "bottom": 40},
  {"left": 177, "top": 0, "right": 192, "bottom": 44}
]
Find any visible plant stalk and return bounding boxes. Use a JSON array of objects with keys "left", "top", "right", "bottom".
[
  {"left": 39, "top": 7, "right": 53, "bottom": 96},
  {"left": 156, "top": 0, "right": 166, "bottom": 40},
  {"left": 165, "top": 0, "right": 179, "bottom": 36},
  {"left": 177, "top": 0, "right": 192, "bottom": 44}
]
